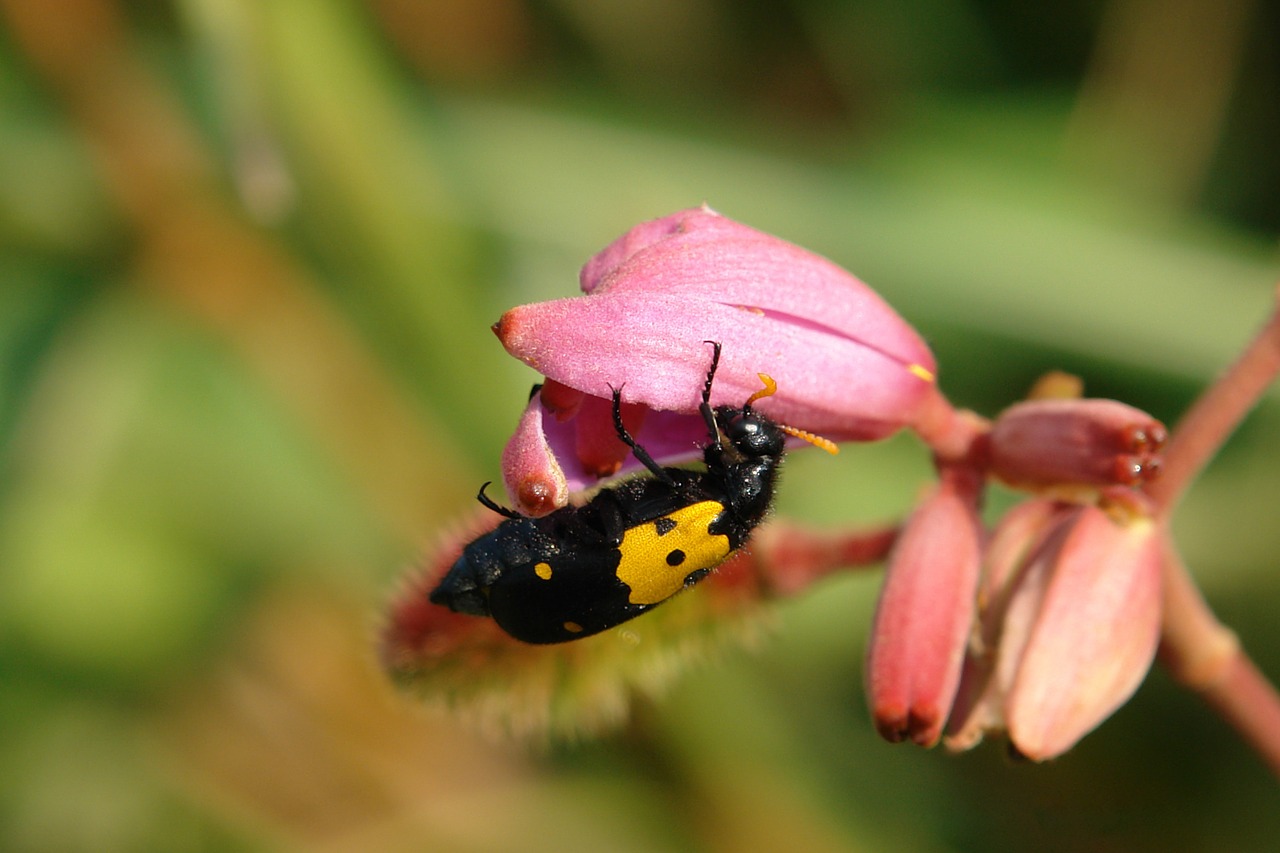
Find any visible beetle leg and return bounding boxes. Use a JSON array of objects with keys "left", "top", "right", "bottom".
[
  {"left": 476, "top": 481, "right": 525, "bottom": 520},
  {"left": 608, "top": 384, "right": 677, "bottom": 486}
]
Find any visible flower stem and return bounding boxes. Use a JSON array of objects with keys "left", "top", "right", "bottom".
[
  {"left": 1147, "top": 284, "right": 1280, "bottom": 516},
  {"left": 911, "top": 385, "right": 989, "bottom": 464},
  {"left": 1146, "top": 286, "right": 1280, "bottom": 777},
  {"left": 751, "top": 521, "right": 898, "bottom": 596},
  {"left": 1158, "top": 539, "right": 1280, "bottom": 776}
]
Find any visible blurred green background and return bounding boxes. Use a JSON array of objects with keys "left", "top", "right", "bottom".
[{"left": 2, "top": 0, "right": 1279, "bottom": 850}]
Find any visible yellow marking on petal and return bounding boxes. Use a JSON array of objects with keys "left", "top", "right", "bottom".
[
  {"left": 563, "top": 621, "right": 584, "bottom": 633},
  {"left": 616, "top": 501, "right": 731, "bottom": 605},
  {"left": 534, "top": 562, "right": 553, "bottom": 580},
  {"left": 907, "top": 363, "right": 935, "bottom": 383}
]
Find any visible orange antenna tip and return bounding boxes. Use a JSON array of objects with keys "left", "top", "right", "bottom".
[{"left": 746, "top": 373, "right": 778, "bottom": 406}]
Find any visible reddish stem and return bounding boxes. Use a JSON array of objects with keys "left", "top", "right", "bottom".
[
  {"left": 911, "top": 385, "right": 990, "bottom": 463},
  {"left": 1158, "top": 539, "right": 1280, "bottom": 776},
  {"left": 1204, "top": 657, "right": 1280, "bottom": 778},
  {"left": 1148, "top": 285, "right": 1280, "bottom": 777},
  {"left": 1146, "top": 284, "right": 1280, "bottom": 515}
]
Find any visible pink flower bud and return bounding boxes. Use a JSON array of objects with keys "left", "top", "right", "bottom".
[
  {"left": 1003, "top": 505, "right": 1162, "bottom": 760},
  {"left": 986, "top": 399, "right": 1167, "bottom": 490},
  {"left": 866, "top": 470, "right": 983, "bottom": 747},
  {"left": 944, "top": 498, "right": 1163, "bottom": 759}
]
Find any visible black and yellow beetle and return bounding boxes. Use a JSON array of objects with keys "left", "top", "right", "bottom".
[{"left": 429, "top": 342, "right": 805, "bottom": 644}]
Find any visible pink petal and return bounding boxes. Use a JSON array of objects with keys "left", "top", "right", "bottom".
[
  {"left": 579, "top": 206, "right": 712, "bottom": 293},
  {"left": 584, "top": 207, "right": 933, "bottom": 373},
  {"left": 496, "top": 292, "right": 933, "bottom": 441},
  {"left": 942, "top": 651, "right": 1002, "bottom": 753},
  {"left": 977, "top": 499, "right": 1066, "bottom": 611}
]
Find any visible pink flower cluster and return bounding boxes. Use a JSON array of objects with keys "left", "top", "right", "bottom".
[{"left": 489, "top": 206, "right": 1172, "bottom": 759}]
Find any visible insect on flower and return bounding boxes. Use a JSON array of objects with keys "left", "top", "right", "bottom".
[{"left": 429, "top": 341, "right": 833, "bottom": 643}]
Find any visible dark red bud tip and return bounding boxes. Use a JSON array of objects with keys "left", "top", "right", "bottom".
[
  {"left": 515, "top": 478, "right": 560, "bottom": 515},
  {"left": 492, "top": 314, "right": 519, "bottom": 354},
  {"left": 1122, "top": 421, "right": 1168, "bottom": 452},
  {"left": 1111, "top": 454, "right": 1162, "bottom": 486},
  {"left": 873, "top": 706, "right": 949, "bottom": 746},
  {"left": 872, "top": 704, "right": 910, "bottom": 743}
]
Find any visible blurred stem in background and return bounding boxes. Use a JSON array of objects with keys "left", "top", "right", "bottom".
[
  {"left": 2, "top": 0, "right": 510, "bottom": 545},
  {"left": 1067, "top": 0, "right": 1254, "bottom": 209}
]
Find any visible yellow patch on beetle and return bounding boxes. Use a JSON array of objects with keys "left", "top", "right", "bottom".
[
  {"left": 616, "top": 500, "right": 731, "bottom": 605},
  {"left": 534, "top": 562, "right": 553, "bottom": 580}
]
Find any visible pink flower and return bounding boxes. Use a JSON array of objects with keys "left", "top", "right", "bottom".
[{"left": 493, "top": 205, "right": 937, "bottom": 513}]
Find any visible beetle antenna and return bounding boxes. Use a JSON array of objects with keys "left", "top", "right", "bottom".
[
  {"left": 744, "top": 373, "right": 778, "bottom": 410},
  {"left": 781, "top": 425, "right": 840, "bottom": 455},
  {"left": 700, "top": 341, "right": 724, "bottom": 447}
]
